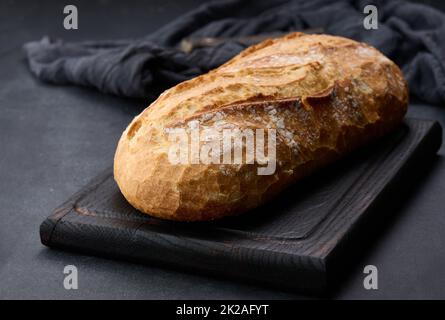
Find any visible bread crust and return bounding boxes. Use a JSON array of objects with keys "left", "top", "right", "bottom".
[{"left": 114, "top": 33, "right": 408, "bottom": 221}]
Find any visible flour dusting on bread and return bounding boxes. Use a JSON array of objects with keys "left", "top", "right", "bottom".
[{"left": 114, "top": 32, "right": 408, "bottom": 221}]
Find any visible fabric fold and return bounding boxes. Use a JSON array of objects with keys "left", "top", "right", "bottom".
[{"left": 23, "top": 0, "right": 445, "bottom": 104}]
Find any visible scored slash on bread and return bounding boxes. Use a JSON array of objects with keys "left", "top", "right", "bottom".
[{"left": 114, "top": 32, "right": 408, "bottom": 221}]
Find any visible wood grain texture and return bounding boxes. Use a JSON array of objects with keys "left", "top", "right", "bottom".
[{"left": 40, "top": 118, "right": 442, "bottom": 294}]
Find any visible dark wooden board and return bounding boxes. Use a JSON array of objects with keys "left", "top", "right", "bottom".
[{"left": 40, "top": 118, "right": 442, "bottom": 294}]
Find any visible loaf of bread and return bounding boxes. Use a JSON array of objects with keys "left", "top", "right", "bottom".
[{"left": 114, "top": 32, "right": 408, "bottom": 221}]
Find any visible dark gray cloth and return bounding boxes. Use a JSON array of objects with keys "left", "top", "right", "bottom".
[{"left": 24, "top": 0, "right": 445, "bottom": 104}]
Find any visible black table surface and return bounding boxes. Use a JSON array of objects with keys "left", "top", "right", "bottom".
[{"left": 1, "top": 0, "right": 445, "bottom": 300}]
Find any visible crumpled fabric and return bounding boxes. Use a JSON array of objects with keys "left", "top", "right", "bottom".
[{"left": 24, "top": 0, "right": 445, "bottom": 104}]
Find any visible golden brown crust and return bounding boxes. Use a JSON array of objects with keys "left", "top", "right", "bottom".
[{"left": 114, "top": 32, "right": 408, "bottom": 221}]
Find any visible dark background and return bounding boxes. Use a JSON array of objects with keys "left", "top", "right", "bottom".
[{"left": 1, "top": 0, "right": 445, "bottom": 299}]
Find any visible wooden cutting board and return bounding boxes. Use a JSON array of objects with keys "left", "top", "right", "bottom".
[{"left": 40, "top": 119, "right": 442, "bottom": 294}]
